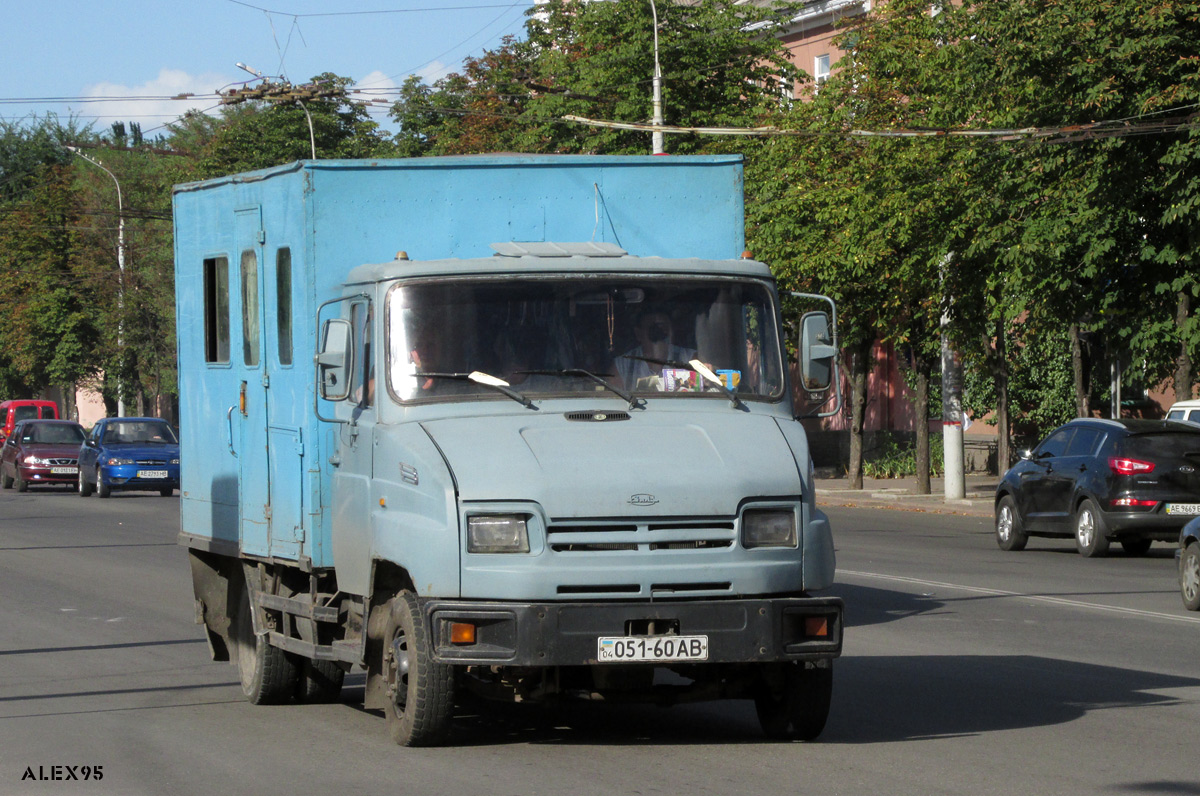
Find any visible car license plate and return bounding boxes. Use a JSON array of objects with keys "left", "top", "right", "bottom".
[
  {"left": 137, "top": 469, "right": 169, "bottom": 479},
  {"left": 597, "top": 635, "right": 708, "bottom": 663},
  {"left": 51, "top": 466, "right": 77, "bottom": 475},
  {"left": 1166, "top": 503, "right": 1200, "bottom": 516}
]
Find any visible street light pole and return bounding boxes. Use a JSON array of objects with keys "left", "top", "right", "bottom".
[
  {"left": 66, "top": 146, "right": 125, "bottom": 417},
  {"left": 649, "top": 0, "right": 664, "bottom": 155}
]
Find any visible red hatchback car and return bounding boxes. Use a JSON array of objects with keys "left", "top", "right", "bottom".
[{"left": 0, "top": 419, "right": 86, "bottom": 492}]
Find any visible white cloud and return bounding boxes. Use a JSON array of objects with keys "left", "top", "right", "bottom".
[{"left": 81, "top": 69, "right": 231, "bottom": 133}]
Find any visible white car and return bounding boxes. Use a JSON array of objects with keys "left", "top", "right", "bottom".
[{"left": 1166, "top": 398, "right": 1200, "bottom": 426}]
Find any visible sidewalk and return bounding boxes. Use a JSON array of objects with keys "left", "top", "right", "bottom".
[{"left": 813, "top": 472, "right": 997, "bottom": 518}]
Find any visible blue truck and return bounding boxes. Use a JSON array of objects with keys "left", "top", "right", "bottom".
[{"left": 174, "top": 155, "right": 843, "bottom": 745}]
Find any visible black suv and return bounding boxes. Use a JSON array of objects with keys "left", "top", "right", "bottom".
[{"left": 994, "top": 418, "right": 1200, "bottom": 557}]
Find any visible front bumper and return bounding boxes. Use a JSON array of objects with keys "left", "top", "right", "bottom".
[
  {"left": 101, "top": 464, "right": 179, "bottom": 490},
  {"left": 19, "top": 464, "right": 78, "bottom": 484},
  {"left": 424, "top": 596, "right": 843, "bottom": 667}
]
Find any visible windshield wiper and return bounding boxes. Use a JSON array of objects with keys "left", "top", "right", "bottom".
[
  {"left": 517, "top": 369, "right": 641, "bottom": 410},
  {"left": 624, "top": 356, "right": 747, "bottom": 410},
  {"left": 414, "top": 371, "right": 536, "bottom": 409}
]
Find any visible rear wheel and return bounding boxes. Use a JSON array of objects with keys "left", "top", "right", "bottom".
[
  {"left": 1074, "top": 499, "right": 1109, "bottom": 557},
  {"left": 1120, "top": 538, "right": 1152, "bottom": 556},
  {"left": 1180, "top": 541, "right": 1200, "bottom": 612},
  {"left": 96, "top": 468, "right": 110, "bottom": 498},
  {"left": 78, "top": 469, "right": 93, "bottom": 497},
  {"left": 296, "top": 658, "right": 345, "bottom": 703},
  {"left": 754, "top": 662, "right": 833, "bottom": 741},
  {"left": 995, "top": 495, "right": 1028, "bottom": 551},
  {"left": 232, "top": 578, "right": 298, "bottom": 705},
  {"left": 381, "top": 591, "right": 454, "bottom": 746}
]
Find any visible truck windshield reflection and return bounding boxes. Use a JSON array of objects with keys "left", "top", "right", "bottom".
[{"left": 387, "top": 276, "right": 784, "bottom": 403}]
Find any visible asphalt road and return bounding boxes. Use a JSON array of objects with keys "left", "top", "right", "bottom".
[{"left": 1, "top": 487, "right": 1197, "bottom": 796}]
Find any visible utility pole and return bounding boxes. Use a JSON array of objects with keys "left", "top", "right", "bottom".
[
  {"left": 66, "top": 146, "right": 125, "bottom": 417},
  {"left": 649, "top": 0, "right": 665, "bottom": 155},
  {"left": 940, "top": 256, "right": 965, "bottom": 500}
]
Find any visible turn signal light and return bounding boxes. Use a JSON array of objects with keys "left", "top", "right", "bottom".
[
  {"left": 450, "top": 622, "right": 476, "bottom": 645},
  {"left": 804, "top": 617, "right": 829, "bottom": 638}
]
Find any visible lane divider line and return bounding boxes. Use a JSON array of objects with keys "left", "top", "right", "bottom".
[{"left": 839, "top": 569, "right": 1200, "bottom": 625}]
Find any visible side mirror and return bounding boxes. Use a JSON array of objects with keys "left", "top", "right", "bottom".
[
  {"left": 799, "top": 311, "right": 837, "bottom": 391},
  {"left": 85, "top": 439, "right": 97, "bottom": 448},
  {"left": 317, "top": 318, "right": 354, "bottom": 401}
]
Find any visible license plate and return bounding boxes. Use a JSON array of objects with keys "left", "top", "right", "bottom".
[
  {"left": 137, "top": 469, "right": 169, "bottom": 479},
  {"left": 1166, "top": 503, "right": 1200, "bottom": 516},
  {"left": 597, "top": 635, "right": 708, "bottom": 663},
  {"left": 51, "top": 466, "right": 77, "bottom": 475}
]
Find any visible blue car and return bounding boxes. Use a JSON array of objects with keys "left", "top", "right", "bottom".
[{"left": 77, "top": 417, "right": 180, "bottom": 498}]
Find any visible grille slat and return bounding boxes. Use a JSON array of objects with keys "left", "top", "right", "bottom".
[{"left": 547, "top": 517, "right": 736, "bottom": 554}]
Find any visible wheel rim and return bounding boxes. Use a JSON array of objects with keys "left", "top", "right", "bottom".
[
  {"left": 1184, "top": 552, "right": 1200, "bottom": 602},
  {"left": 997, "top": 505, "right": 1013, "bottom": 542},
  {"left": 1077, "top": 509, "right": 1094, "bottom": 548},
  {"left": 387, "top": 630, "right": 412, "bottom": 715}
]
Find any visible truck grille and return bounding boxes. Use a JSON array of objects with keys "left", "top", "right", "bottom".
[{"left": 546, "top": 518, "right": 736, "bottom": 553}]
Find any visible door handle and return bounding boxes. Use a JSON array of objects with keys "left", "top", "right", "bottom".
[{"left": 226, "top": 406, "right": 238, "bottom": 458}]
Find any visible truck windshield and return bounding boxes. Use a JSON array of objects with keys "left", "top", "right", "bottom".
[{"left": 386, "top": 275, "right": 784, "bottom": 404}]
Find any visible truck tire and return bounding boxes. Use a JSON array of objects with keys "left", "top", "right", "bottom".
[
  {"left": 78, "top": 469, "right": 93, "bottom": 497},
  {"left": 1074, "top": 498, "right": 1109, "bottom": 557},
  {"left": 995, "top": 495, "right": 1027, "bottom": 551},
  {"left": 296, "top": 658, "right": 345, "bottom": 703},
  {"left": 1181, "top": 541, "right": 1200, "bottom": 612},
  {"left": 754, "top": 662, "right": 833, "bottom": 741},
  {"left": 96, "top": 468, "right": 111, "bottom": 499},
  {"left": 232, "top": 581, "right": 298, "bottom": 705},
  {"left": 382, "top": 591, "right": 454, "bottom": 746}
]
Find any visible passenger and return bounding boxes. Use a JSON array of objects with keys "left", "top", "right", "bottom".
[{"left": 614, "top": 309, "right": 696, "bottom": 390}]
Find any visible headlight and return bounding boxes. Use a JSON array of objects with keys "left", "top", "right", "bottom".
[
  {"left": 742, "top": 509, "right": 796, "bottom": 549},
  {"left": 467, "top": 514, "right": 530, "bottom": 554},
  {"left": 106, "top": 457, "right": 133, "bottom": 466},
  {"left": 24, "top": 455, "right": 47, "bottom": 465}
]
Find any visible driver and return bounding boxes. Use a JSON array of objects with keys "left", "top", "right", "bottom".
[{"left": 614, "top": 309, "right": 696, "bottom": 390}]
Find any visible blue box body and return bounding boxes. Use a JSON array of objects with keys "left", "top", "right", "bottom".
[{"left": 173, "top": 155, "right": 748, "bottom": 568}]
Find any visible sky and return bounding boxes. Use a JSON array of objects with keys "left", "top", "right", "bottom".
[{"left": 3, "top": 0, "right": 535, "bottom": 138}]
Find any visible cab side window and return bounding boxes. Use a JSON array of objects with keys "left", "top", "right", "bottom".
[
  {"left": 1036, "top": 428, "right": 1073, "bottom": 459},
  {"left": 1064, "top": 428, "right": 1101, "bottom": 457}
]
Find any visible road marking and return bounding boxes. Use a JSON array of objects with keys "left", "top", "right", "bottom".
[{"left": 840, "top": 569, "right": 1200, "bottom": 625}]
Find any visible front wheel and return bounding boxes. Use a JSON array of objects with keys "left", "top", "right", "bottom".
[
  {"left": 1074, "top": 498, "right": 1109, "bottom": 557},
  {"left": 15, "top": 473, "right": 27, "bottom": 492},
  {"left": 754, "top": 662, "right": 833, "bottom": 741},
  {"left": 78, "top": 469, "right": 93, "bottom": 497},
  {"left": 1, "top": 469, "right": 12, "bottom": 489},
  {"left": 159, "top": 487, "right": 173, "bottom": 497},
  {"left": 96, "top": 468, "right": 111, "bottom": 498},
  {"left": 381, "top": 591, "right": 454, "bottom": 746},
  {"left": 995, "top": 495, "right": 1028, "bottom": 551},
  {"left": 1181, "top": 541, "right": 1200, "bottom": 612}
]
